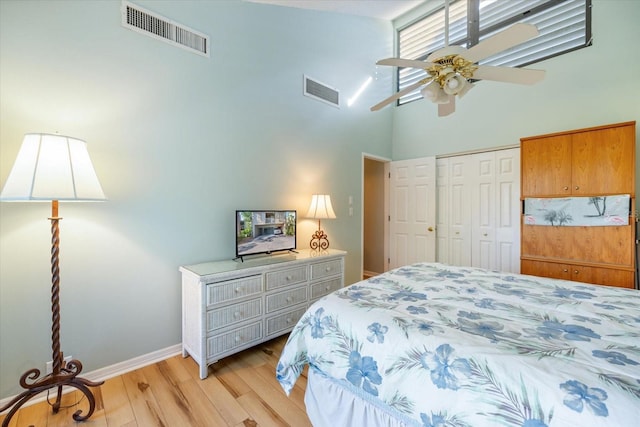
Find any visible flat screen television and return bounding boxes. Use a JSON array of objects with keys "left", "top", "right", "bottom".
[{"left": 235, "top": 210, "right": 297, "bottom": 261}]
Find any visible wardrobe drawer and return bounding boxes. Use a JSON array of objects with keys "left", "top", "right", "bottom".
[
  {"left": 310, "top": 277, "right": 343, "bottom": 300},
  {"left": 206, "top": 297, "right": 262, "bottom": 332},
  {"left": 310, "top": 259, "right": 342, "bottom": 280},
  {"left": 265, "top": 286, "right": 307, "bottom": 313},
  {"left": 206, "top": 275, "right": 262, "bottom": 306},
  {"left": 265, "top": 305, "right": 307, "bottom": 337},
  {"left": 265, "top": 266, "right": 307, "bottom": 290},
  {"left": 207, "top": 322, "right": 262, "bottom": 358}
]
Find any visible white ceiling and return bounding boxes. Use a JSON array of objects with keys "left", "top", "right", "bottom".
[{"left": 246, "top": 0, "right": 426, "bottom": 21}]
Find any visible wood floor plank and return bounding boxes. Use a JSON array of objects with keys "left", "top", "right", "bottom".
[
  {"left": 120, "top": 367, "right": 168, "bottom": 426},
  {"left": 139, "top": 363, "right": 196, "bottom": 426},
  {"left": 245, "top": 366, "right": 311, "bottom": 426},
  {"left": 176, "top": 379, "right": 229, "bottom": 427},
  {"left": 101, "top": 376, "right": 136, "bottom": 426},
  {"left": 192, "top": 372, "right": 252, "bottom": 425},
  {"left": 236, "top": 391, "right": 289, "bottom": 427},
  {"left": 6, "top": 396, "right": 49, "bottom": 427}
]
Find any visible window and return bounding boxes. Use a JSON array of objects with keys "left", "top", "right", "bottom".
[{"left": 396, "top": 0, "right": 592, "bottom": 105}]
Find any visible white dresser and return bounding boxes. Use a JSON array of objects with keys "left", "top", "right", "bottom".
[{"left": 180, "top": 249, "right": 346, "bottom": 379}]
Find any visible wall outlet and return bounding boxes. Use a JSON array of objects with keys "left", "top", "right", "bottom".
[{"left": 45, "top": 355, "right": 72, "bottom": 374}]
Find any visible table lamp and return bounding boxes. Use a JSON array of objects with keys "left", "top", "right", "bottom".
[{"left": 306, "top": 194, "right": 336, "bottom": 250}]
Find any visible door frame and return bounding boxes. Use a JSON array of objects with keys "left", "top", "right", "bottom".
[{"left": 361, "top": 153, "right": 391, "bottom": 280}]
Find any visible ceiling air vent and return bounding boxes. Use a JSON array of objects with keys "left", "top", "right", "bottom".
[
  {"left": 121, "top": 1, "right": 210, "bottom": 57},
  {"left": 304, "top": 75, "right": 340, "bottom": 108}
]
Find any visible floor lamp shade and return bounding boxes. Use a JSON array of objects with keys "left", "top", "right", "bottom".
[{"left": 0, "top": 133, "right": 106, "bottom": 201}]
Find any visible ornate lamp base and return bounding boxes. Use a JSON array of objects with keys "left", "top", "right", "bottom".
[
  {"left": 0, "top": 202, "right": 103, "bottom": 426},
  {"left": 0, "top": 359, "right": 103, "bottom": 426},
  {"left": 310, "top": 228, "right": 330, "bottom": 250}
]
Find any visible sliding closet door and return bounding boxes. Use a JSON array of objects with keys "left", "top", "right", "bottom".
[
  {"left": 436, "top": 148, "right": 520, "bottom": 272},
  {"left": 493, "top": 148, "right": 520, "bottom": 273},
  {"left": 437, "top": 155, "right": 472, "bottom": 266}
]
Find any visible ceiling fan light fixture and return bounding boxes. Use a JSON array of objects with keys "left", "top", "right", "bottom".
[
  {"left": 421, "top": 82, "right": 449, "bottom": 104},
  {"left": 443, "top": 73, "right": 467, "bottom": 95}
]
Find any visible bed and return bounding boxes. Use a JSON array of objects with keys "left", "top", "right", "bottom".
[{"left": 276, "top": 263, "right": 640, "bottom": 427}]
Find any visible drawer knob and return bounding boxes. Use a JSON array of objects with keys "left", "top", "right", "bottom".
[
  {"left": 574, "top": 270, "right": 579, "bottom": 274},
  {"left": 286, "top": 296, "right": 293, "bottom": 302},
  {"left": 235, "top": 336, "right": 241, "bottom": 342},
  {"left": 286, "top": 275, "right": 292, "bottom": 281},
  {"left": 286, "top": 317, "right": 292, "bottom": 323},
  {"left": 325, "top": 267, "right": 331, "bottom": 272},
  {"left": 562, "top": 269, "right": 568, "bottom": 273},
  {"left": 235, "top": 287, "right": 242, "bottom": 293},
  {"left": 575, "top": 186, "right": 579, "bottom": 191},
  {"left": 563, "top": 186, "right": 569, "bottom": 191},
  {"left": 325, "top": 285, "right": 331, "bottom": 291},
  {"left": 233, "top": 311, "right": 240, "bottom": 318}
]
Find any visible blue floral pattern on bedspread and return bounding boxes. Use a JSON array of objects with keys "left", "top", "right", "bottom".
[{"left": 276, "top": 263, "right": 640, "bottom": 427}]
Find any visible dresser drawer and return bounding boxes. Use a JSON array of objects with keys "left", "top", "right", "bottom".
[
  {"left": 266, "top": 305, "right": 307, "bottom": 337},
  {"left": 206, "top": 297, "right": 262, "bottom": 332},
  {"left": 207, "top": 321, "right": 262, "bottom": 358},
  {"left": 265, "top": 266, "right": 307, "bottom": 290},
  {"left": 310, "top": 259, "right": 342, "bottom": 280},
  {"left": 310, "top": 277, "right": 343, "bottom": 300},
  {"left": 265, "top": 286, "right": 307, "bottom": 313},
  {"left": 206, "top": 275, "right": 262, "bottom": 306}
]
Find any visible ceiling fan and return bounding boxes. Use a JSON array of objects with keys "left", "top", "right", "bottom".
[{"left": 371, "top": 22, "right": 546, "bottom": 116}]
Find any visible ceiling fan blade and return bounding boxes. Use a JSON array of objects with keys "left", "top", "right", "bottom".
[
  {"left": 377, "top": 58, "right": 435, "bottom": 69},
  {"left": 438, "top": 95, "right": 455, "bottom": 117},
  {"left": 474, "top": 65, "right": 545, "bottom": 85},
  {"left": 370, "top": 79, "right": 428, "bottom": 111},
  {"left": 464, "top": 23, "right": 539, "bottom": 63}
]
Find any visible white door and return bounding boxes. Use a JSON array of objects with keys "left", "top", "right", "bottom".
[
  {"left": 493, "top": 148, "right": 520, "bottom": 273},
  {"left": 470, "top": 151, "right": 496, "bottom": 270},
  {"left": 437, "top": 148, "right": 520, "bottom": 272},
  {"left": 389, "top": 157, "right": 437, "bottom": 269}
]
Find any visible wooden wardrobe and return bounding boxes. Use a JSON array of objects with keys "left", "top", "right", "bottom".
[{"left": 520, "top": 121, "right": 637, "bottom": 289}]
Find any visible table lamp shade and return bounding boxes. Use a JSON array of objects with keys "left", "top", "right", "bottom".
[
  {"left": 0, "top": 133, "right": 106, "bottom": 201},
  {"left": 306, "top": 194, "right": 336, "bottom": 219}
]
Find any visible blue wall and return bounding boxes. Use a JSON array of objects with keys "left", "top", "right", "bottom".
[{"left": 0, "top": 0, "right": 393, "bottom": 400}]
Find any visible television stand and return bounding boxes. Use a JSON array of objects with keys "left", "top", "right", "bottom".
[{"left": 179, "top": 248, "right": 346, "bottom": 379}]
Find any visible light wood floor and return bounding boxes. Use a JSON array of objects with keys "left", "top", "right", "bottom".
[{"left": 0, "top": 335, "right": 311, "bottom": 427}]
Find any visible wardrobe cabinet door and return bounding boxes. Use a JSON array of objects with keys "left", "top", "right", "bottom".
[
  {"left": 571, "top": 124, "right": 635, "bottom": 195},
  {"left": 520, "top": 134, "right": 572, "bottom": 197}
]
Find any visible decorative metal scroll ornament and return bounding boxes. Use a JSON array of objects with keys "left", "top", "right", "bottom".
[{"left": 310, "top": 228, "right": 330, "bottom": 250}]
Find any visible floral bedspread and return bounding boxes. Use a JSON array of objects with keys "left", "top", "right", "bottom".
[{"left": 276, "top": 263, "right": 640, "bottom": 427}]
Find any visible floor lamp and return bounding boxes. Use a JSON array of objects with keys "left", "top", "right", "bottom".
[{"left": 0, "top": 133, "right": 106, "bottom": 425}]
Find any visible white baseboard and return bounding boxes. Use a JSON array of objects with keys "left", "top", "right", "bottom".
[{"left": 0, "top": 343, "right": 182, "bottom": 410}]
